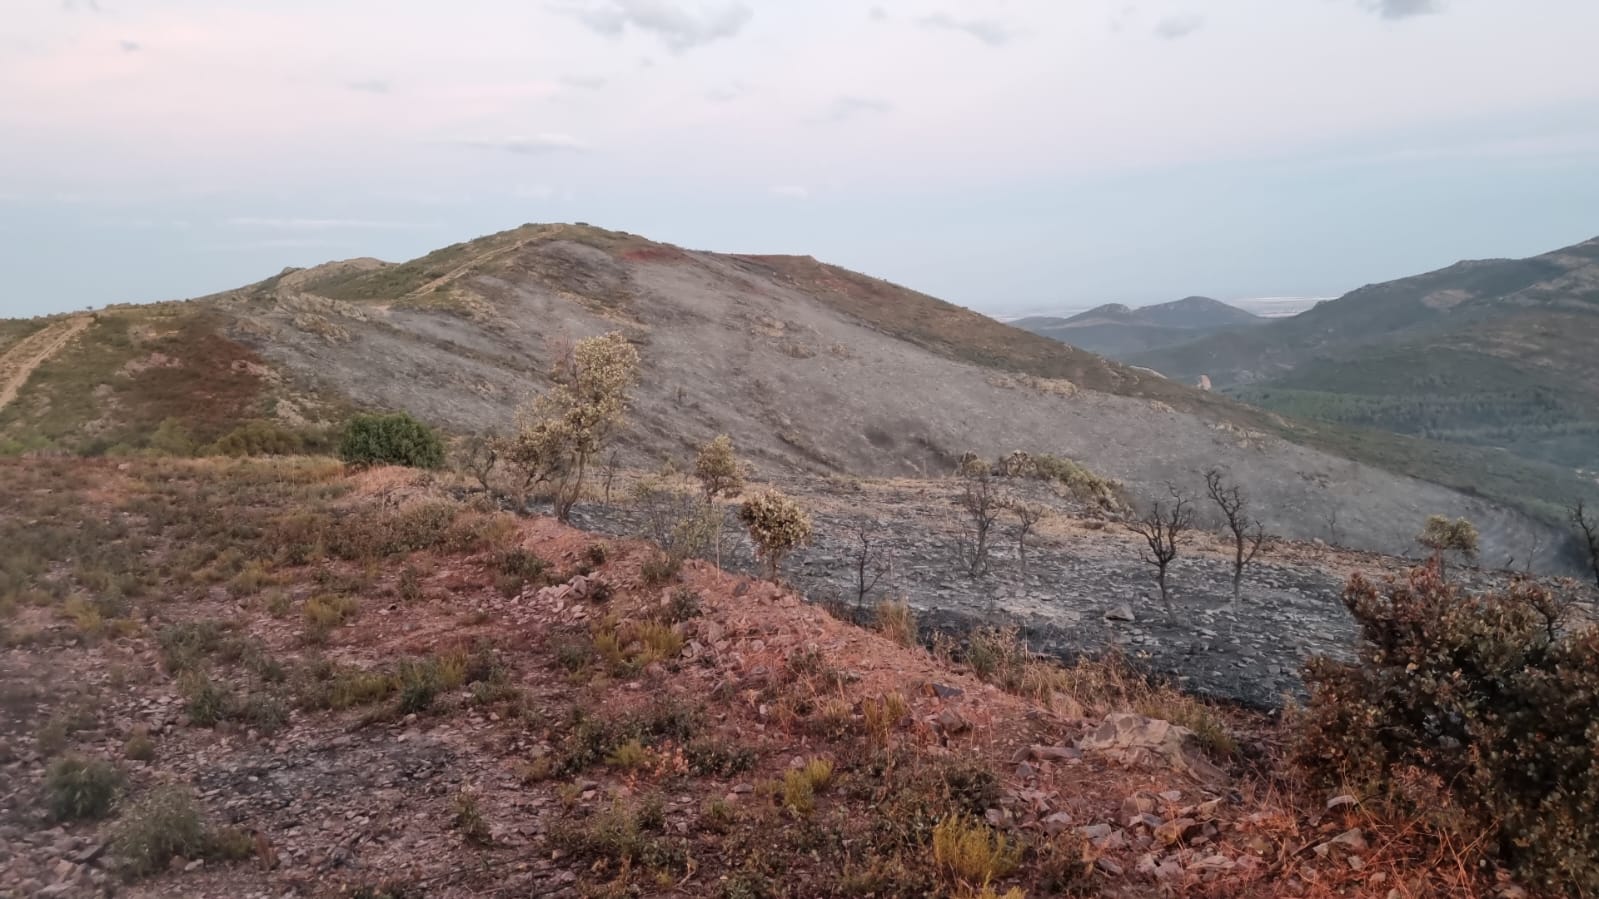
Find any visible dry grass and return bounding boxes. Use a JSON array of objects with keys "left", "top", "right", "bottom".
[
  {"left": 0, "top": 453, "right": 1549, "bottom": 899},
  {"left": 875, "top": 599, "right": 917, "bottom": 647},
  {"left": 932, "top": 814, "right": 1020, "bottom": 893}
]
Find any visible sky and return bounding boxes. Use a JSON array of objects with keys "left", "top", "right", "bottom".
[{"left": 2, "top": 0, "right": 1598, "bottom": 319}]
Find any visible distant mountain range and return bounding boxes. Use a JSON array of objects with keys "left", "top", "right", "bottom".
[
  {"left": 1013, "top": 296, "right": 1264, "bottom": 359},
  {"left": 1126, "top": 236, "right": 1599, "bottom": 491}
]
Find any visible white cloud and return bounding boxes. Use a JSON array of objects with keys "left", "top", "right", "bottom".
[
  {"left": 916, "top": 13, "right": 1014, "bottom": 46},
  {"left": 558, "top": 0, "right": 753, "bottom": 52},
  {"left": 771, "top": 184, "right": 809, "bottom": 199},
  {"left": 1153, "top": 14, "right": 1204, "bottom": 40},
  {"left": 824, "top": 95, "right": 892, "bottom": 122},
  {"left": 1365, "top": 0, "right": 1443, "bottom": 19},
  {"left": 347, "top": 79, "right": 391, "bottom": 94}
]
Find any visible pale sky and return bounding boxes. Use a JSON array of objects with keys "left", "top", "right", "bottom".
[{"left": 3, "top": 0, "right": 1598, "bottom": 318}]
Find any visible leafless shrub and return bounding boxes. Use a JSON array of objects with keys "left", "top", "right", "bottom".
[
  {"left": 452, "top": 434, "right": 500, "bottom": 493},
  {"left": 1572, "top": 500, "right": 1599, "bottom": 589},
  {"left": 954, "top": 456, "right": 1001, "bottom": 577},
  {"left": 1002, "top": 498, "right": 1050, "bottom": 574},
  {"left": 1126, "top": 485, "right": 1194, "bottom": 621},
  {"left": 850, "top": 518, "right": 894, "bottom": 606},
  {"left": 1204, "top": 468, "right": 1266, "bottom": 601}
]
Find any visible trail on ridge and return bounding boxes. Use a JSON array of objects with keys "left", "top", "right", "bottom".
[{"left": 0, "top": 315, "right": 91, "bottom": 413}]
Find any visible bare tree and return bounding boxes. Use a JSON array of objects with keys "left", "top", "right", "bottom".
[
  {"left": 1572, "top": 501, "right": 1599, "bottom": 589},
  {"left": 602, "top": 450, "right": 620, "bottom": 504},
  {"left": 453, "top": 434, "right": 500, "bottom": 493},
  {"left": 1204, "top": 469, "right": 1266, "bottom": 601},
  {"left": 1004, "top": 499, "right": 1050, "bottom": 574},
  {"left": 1320, "top": 504, "right": 1342, "bottom": 546},
  {"left": 955, "top": 457, "right": 1002, "bottom": 577},
  {"left": 850, "top": 519, "right": 894, "bottom": 607},
  {"left": 1127, "top": 485, "right": 1195, "bottom": 622}
]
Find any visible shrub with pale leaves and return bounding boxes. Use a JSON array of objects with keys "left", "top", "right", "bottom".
[{"left": 738, "top": 489, "right": 811, "bottom": 580}]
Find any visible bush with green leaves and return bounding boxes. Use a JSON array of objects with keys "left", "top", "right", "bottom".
[
  {"left": 210, "top": 419, "right": 319, "bottom": 457},
  {"left": 1295, "top": 565, "right": 1599, "bottom": 895},
  {"left": 338, "top": 413, "right": 445, "bottom": 469},
  {"left": 44, "top": 754, "right": 123, "bottom": 820}
]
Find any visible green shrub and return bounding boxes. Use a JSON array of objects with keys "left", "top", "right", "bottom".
[
  {"left": 210, "top": 419, "right": 312, "bottom": 457},
  {"left": 44, "top": 754, "right": 123, "bottom": 820},
  {"left": 338, "top": 413, "right": 445, "bottom": 469},
  {"left": 111, "top": 786, "right": 210, "bottom": 877},
  {"left": 1296, "top": 566, "right": 1599, "bottom": 895}
]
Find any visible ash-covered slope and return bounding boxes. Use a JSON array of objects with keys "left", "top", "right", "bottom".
[{"left": 0, "top": 223, "right": 1573, "bottom": 568}]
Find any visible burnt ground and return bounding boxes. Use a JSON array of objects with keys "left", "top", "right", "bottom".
[{"left": 566, "top": 475, "right": 1593, "bottom": 710}]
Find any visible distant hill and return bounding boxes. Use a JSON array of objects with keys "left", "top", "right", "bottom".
[
  {"left": 0, "top": 223, "right": 1586, "bottom": 567},
  {"left": 1132, "top": 237, "right": 1599, "bottom": 476},
  {"left": 1015, "top": 296, "right": 1262, "bottom": 360}
]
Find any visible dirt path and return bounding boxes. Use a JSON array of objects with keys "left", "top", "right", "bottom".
[
  {"left": 0, "top": 315, "right": 91, "bottom": 413},
  {"left": 402, "top": 239, "right": 530, "bottom": 299}
]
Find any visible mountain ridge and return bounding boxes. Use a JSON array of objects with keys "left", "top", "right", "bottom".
[
  {"left": 1014, "top": 296, "right": 1262, "bottom": 361},
  {"left": 0, "top": 222, "right": 1584, "bottom": 569}
]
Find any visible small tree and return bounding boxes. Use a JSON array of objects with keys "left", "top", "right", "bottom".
[
  {"left": 1418, "top": 515, "right": 1479, "bottom": 577},
  {"left": 1003, "top": 499, "right": 1050, "bottom": 574},
  {"left": 452, "top": 434, "right": 500, "bottom": 492},
  {"left": 338, "top": 413, "right": 445, "bottom": 469},
  {"left": 694, "top": 434, "right": 746, "bottom": 566},
  {"left": 955, "top": 456, "right": 1002, "bottom": 577},
  {"left": 1572, "top": 501, "right": 1599, "bottom": 589},
  {"left": 739, "top": 489, "right": 812, "bottom": 581},
  {"left": 507, "top": 332, "right": 640, "bottom": 522},
  {"left": 1127, "top": 485, "right": 1194, "bottom": 622},
  {"left": 694, "top": 435, "right": 746, "bottom": 505},
  {"left": 1204, "top": 469, "right": 1266, "bottom": 601}
]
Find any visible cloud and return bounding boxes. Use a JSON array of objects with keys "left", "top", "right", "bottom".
[
  {"left": 771, "top": 185, "right": 809, "bottom": 199},
  {"left": 1364, "top": 0, "right": 1443, "bottom": 19},
  {"left": 118, "top": 40, "right": 142, "bottom": 53},
  {"left": 705, "top": 84, "right": 743, "bottom": 103},
  {"left": 916, "top": 13, "right": 1014, "bottom": 46},
  {"left": 224, "top": 217, "right": 430, "bottom": 231},
  {"left": 824, "top": 96, "right": 893, "bottom": 122},
  {"left": 62, "top": 0, "right": 103, "bottom": 12},
  {"left": 455, "top": 133, "right": 592, "bottom": 155},
  {"left": 1153, "top": 14, "right": 1204, "bottom": 40},
  {"left": 560, "top": 75, "right": 608, "bottom": 90},
  {"left": 347, "top": 80, "right": 391, "bottom": 94},
  {"left": 558, "top": 0, "right": 753, "bottom": 52},
  {"left": 867, "top": 6, "right": 888, "bottom": 23}
]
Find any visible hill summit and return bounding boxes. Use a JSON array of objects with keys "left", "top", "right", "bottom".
[{"left": 0, "top": 222, "right": 1576, "bottom": 568}]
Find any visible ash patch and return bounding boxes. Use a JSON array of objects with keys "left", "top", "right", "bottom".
[{"left": 566, "top": 489, "right": 1357, "bottom": 709}]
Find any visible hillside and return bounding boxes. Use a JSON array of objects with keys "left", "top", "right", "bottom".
[
  {"left": 1015, "top": 297, "right": 1261, "bottom": 361},
  {"left": 6, "top": 455, "right": 1581, "bottom": 898},
  {"left": 0, "top": 223, "right": 1584, "bottom": 568},
  {"left": 1132, "top": 238, "right": 1599, "bottom": 475}
]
